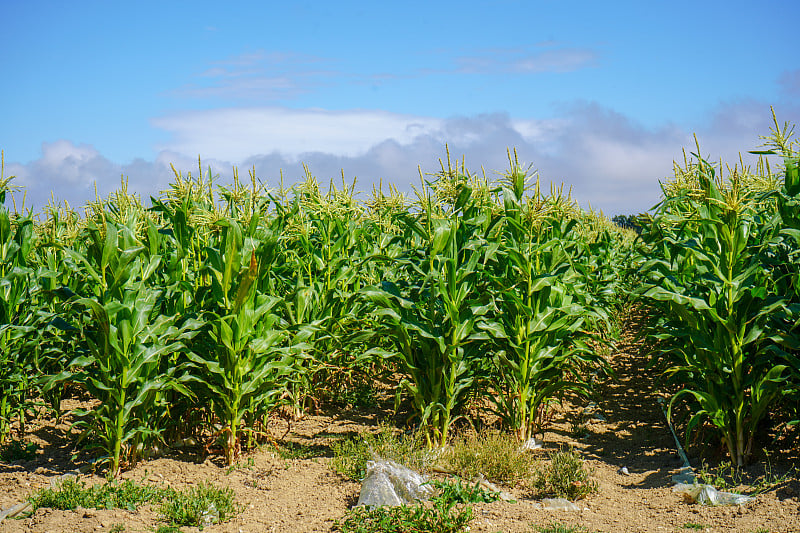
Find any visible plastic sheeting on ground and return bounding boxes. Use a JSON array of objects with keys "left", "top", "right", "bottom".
[{"left": 356, "top": 459, "right": 436, "bottom": 507}]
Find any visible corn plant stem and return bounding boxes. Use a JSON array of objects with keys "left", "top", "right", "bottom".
[{"left": 112, "top": 380, "right": 126, "bottom": 476}]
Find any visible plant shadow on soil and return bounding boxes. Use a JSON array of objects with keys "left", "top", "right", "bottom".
[
  {"left": 572, "top": 308, "right": 800, "bottom": 495},
  {"left": 529, "top": 309, "right": 682, "bottom": 491},
  {"left": 0, "top": 419, "right": 88, "bottom": 477}
]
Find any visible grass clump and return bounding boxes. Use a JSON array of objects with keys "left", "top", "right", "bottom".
[
  {"left": 330, "top": 423, "right": 430, "bottom": 481},
  {"left": 333, "top": 498, "right": 472, "bottom": 533},
  {"left": 277, "top": 441, "right": 326, "bottom": 460},
  {"left": 29, "top": 477, "right": 165, "bottom": 511},
  {"left": 531, "top": 448, "right": 598, "bottom": 501},
  {"left": 158, "top": 482, "right": 240, "bottom": 530},
  {"left": 440, "top": 430, "right": 536, "bottom": 484},
  {"left": 29, "top": 477, "right": 239, "bottom": 530}
]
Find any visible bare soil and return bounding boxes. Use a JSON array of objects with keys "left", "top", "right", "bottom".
[{"left": 1, "top": 309, "right": 799, "bottom": 533}]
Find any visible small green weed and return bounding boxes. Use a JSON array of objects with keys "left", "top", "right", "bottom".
[
  {"left": 29, "top": 477, "right": 165, "bottom": 512},
  {"left": 330, "top": 423, "right": 429, "bottom": 481},
  {"left": 440, "top": 431, "right": 537, "bottom": 484},
  {"left": 29, "top": 477, "right": 239, "bottom": 530},
  {"left": 158, "top": 482, "right": 240, "bottom": 530},
  {"left": 109, "top": 524, "right": 125, "bottom": 532},
  {"left": 531, "top": 448, "right": 598, "bottom": 501},
  {"left": 333, "top": 498, "right": 472, "bottom": 533},
  {"left": 696, "top": 460, "right": 741, "bottom": 492},
  {"left": 430, "top": 477, "right": 502, "bottom": 504},
  {"left": 534, "top": 522, "right": 591, "bottom": 533},
  {"left": 749, "top": 453, "right": 797, "bottom": 496},
  {"left": 225, "top": 456, "right": 256, "bottom": 474},
  {"left": 0, "top": 439, "right": 38, "bottom": 462},
  {"left": 695, "top": 454, "right": 796, "bottom": 497},
  {"left": 682, "top": 524, "right": 708, "bottom": 530},
  {"left": 155, "top": 526, "right": 184, "bottom": 533},
  {"left": 569, "top": 421, "right": 590, "bottom": 440},
  {"left": 277, "top": 441, "right": 326, "bottom": 460}
]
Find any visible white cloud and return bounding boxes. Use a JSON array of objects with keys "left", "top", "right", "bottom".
[
  {"left": 4, "top": 142, "right": 178, "bottom": 213},
  {"left": 151, "top": 108, "right": 444, "bottom": 163},
  {"left": 147, "top": 106, "right": 698, "bottom": 214},
  {"left": 6, "top": 102, "right": 799, "bottom": 217}
]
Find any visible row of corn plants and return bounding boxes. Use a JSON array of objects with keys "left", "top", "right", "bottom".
[
  {"left": 636, "top": 113, "right": 800, "bottom": 467},
  {"left": 0, "top": 152, "right": 634, "bottom": 475}
]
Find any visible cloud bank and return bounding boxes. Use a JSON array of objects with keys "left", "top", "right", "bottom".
[{"left": 5, "top": 101, "right": 798, "bottom": 217}]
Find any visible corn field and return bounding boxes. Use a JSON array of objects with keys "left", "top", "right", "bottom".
[
  {"left": 0, "top": 115, "right": 798, "bottom": 477},
  {"left": 636, "top": 112, "right": 800, "bottom": 467}
]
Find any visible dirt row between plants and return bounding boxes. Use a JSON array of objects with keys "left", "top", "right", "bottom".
[{"left": 1, "top": 309, "right": 799, "bottom": 533}]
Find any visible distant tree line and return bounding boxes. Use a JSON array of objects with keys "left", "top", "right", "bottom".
[{"left": 611, "top": 214, "right": 643, "bottom": 234}]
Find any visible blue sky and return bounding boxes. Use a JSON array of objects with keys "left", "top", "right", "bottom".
[{"left": 2, "top": 0, "right": 798, "bottom": 215}]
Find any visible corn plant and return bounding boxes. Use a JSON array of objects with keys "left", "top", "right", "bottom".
[
  {"left": 146, "top": 183, "right": 239, "bottom": 439},
  {"left": 147, "top": 196, "right": 205, "bottom": 318},
  {"left": 187, "top": 217, "right": 298, "bottom": 464},
  {"left": 188, "top": 292, "right": 293, "bottom": 465},
  {"left": 6, "top": 203, "right": 88, "bottom": 422},
  {"left": 364, "top": 177, "right": 498, "bottom": 448},
  {"left": 49, "top": 219, "right": 196, "bottom": 476},
  {"left": 751, "top": 113, "right": 800, "bottom": 424},
  {"left": 7, "top": 246, "right": 80, "bottom": 424},
  {"left": 274, "top": 185, "right": 379, "bottom": 415},
  {"left": 0, "top": 176, "right": 37, "bottom": 442},
  {"left": 639, "top": 156, "right": 789, "bottom": 466},
  {"left": 486, "top": 168, "right": 609, "bottom": 442}
]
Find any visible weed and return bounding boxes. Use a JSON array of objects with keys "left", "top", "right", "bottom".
[
  {"left": 327, "top": 376, "right": 377, "bottom": 409},
  {"left": 749, "top": 453, "right": 797, "bottom": 496},
  {"left": 569, "top": 420, "right": 590, "bottom": 440},
  {"left": 430, "top": 477, "right": 501, "bottom": 504},
  {"left": 277, "top": 441, "right": 325, "bottom": 460},
  {"left": 531, "top": 448, "right": 598, "bottom": 501},
  {"left": 695, "top": 454, "right": 796, "bottom": 496},
  {"left": 0, "top": 439, "right": 37, "bottom": 462},
  {"left": 109, "top": 524, "right": 125, "bottom": 532},
  {"left": 158, "top": 482, "right": 240, "bottom": 530},
  {"left": 683, "top": 524, "right": 708, "bottom": 530},
  {"left": 225, "top": 456, "right": 256, "bottom": 474},
  {"left": 155, "top": 527, "right": 184, "bottom": 533},
  {"left": 30, "top": 477, "right": 239, "bottom": 530},
  {"left": 333, "top": 498, "right": 472, "bottom": 533},
  {"left": 696, "top": 460, "right": 741, "bottom": 492},
  {"left": 534, "top": 522, "right": 591, "bottom": 533},
  {"left": 441, "top": 430, "right": 537, "bottom": 484},
  {"left": 29, "top": 477, "right": 165, "bottom": 512},
  {"left": 330, "top": 423, "right": 430, "bottom": 481}
]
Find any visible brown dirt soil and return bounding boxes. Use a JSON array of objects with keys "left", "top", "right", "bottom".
[{"left": 1, "top": 308, "right": 799, "bottom": 533}]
